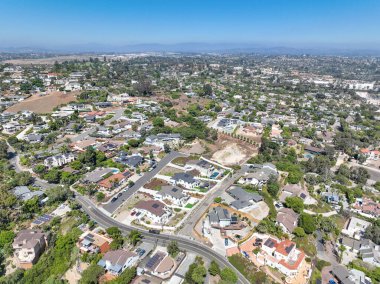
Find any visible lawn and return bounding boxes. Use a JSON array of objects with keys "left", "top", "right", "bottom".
[{"left": 185, "top": 203, "right": 194, "bottom": 209}]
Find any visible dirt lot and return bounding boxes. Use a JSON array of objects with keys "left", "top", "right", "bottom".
[
  {"left": 144, "top": 178, "right": 170, "bottom": 190},
  {"left": 6, "top": 91, "right": 78, "bottom": 113},
  {"left": 180, "top": 139, "right": 207, "bottom": 155},
  {"left": 159, "top": 166, "right": 184, "bottom": 176},
  {"left": 205, "top": 133, "right": 258, "bottom": 166}
]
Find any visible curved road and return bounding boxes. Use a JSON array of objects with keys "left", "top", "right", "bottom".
[{"left": 76, "top": 194, "right": 250, "bottom": 284}]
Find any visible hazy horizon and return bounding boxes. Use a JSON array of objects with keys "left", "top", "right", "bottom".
[{"left": 1, "top": 0, "right": 380, "bottom": 52}]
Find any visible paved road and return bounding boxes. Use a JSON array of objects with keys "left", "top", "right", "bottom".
[
  {"left": 103, "top": 151, "right": 187, "bottom": 213},
  {"left": 179, "top": 168, "right": 245, "bottom": 237},
  {"left": 316, "top": 230, "right": 338, "bottom": 265},
  {"left": 76, "top": 194, "right": 250, "bottom": 284},
  {"left": 7, "top": 142, "right": 56, "bottom": 190}
]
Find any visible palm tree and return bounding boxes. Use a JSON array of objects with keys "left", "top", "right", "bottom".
[{"left": 128, "top": 230, "right": 142, "bottom": 246}]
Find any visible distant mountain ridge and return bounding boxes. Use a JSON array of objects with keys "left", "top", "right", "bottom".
[{"left": 1, "top": 42, "right": 380, "bottom": 56}]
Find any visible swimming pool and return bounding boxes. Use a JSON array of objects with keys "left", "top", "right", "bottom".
[{"left": 210, "top": 172, "right": 219, "bottom": 179}]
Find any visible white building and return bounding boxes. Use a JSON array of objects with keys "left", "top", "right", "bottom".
[
  {"left": 135, "top": 200, "right": 172, "bottom": 224},
  {"left": 44, "top": 153, "right": 75, "bottom": 168}
]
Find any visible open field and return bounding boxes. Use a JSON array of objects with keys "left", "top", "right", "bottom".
[{"left": 6, "top": 91, "right": 78, "bottom": 113}]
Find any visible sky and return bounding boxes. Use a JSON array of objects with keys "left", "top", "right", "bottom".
[{"left": 0, "top": 0, "right": 380, "bottom": 50}]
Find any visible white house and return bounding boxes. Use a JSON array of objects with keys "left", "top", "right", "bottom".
[
  {"left": 135, "top": 200, "right": 172, "bottom": 224},
  {"left": 171, "top": 172, "right": 200, "bottom": 190},
  {"left": 97, "top": 249, "right": 138, "bottom": 275},
  {"left": 44, "top": 153, "right": 75, "bottom": 168},
  {"left": 155, "top": 186, "right": 189, "bottom": 207}
]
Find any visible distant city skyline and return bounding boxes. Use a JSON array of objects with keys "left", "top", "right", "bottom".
[{"left": 1, "top": 0, "right": 380, "bottom": 51}]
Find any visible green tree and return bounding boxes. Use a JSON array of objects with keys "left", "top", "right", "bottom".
[
  {"left": 298, "top": 213, "right": 316, "bottom": 234},
  {"left": 44, "top": 168, "right": 62, "bottom": 183},
  {"left": 285, "top": 196, "right": 304, "bottom": 213},
  {"left": 191, "top": 265, "right": 207, "bottom": 284},
  {"left": 220, "top": 268, "right": 238, "bottom": 283},
  {"left": 208, "top": 260, "right": 220, "bottom": 276},
  {"left": 167, "top": 241, "right": 179, "bottom": 257},
  {"left": 153, "top": 117, "right": 165, "bottom": 128},
  {"left": 79, "top": 264, "right": 104, "bottom": 284},
  {"left": 127, "top": 230, "right": 142, "bottom": 246},
  {"left": 108, "top": 267, "right": 137, "bottom": 284},
  {"left": 293, "top": 227, "right": 306, "bottom": 237}
]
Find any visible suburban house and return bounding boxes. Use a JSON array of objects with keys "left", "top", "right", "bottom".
[
  {"left": 227, "top": 186, "right": 263, "bottom": 211},
  {"left": 186, "top": 159, "right": 215, "bottom": 177},
  {"left": 12, "top": 229, "right": 48, "bottom": 269},
  {"left": 258, "top": 237, "right": 305, "bottom": 278},
  {"left": 115, "top": 153, "right": 144, "bottom": 169},
  {"left": 44, "top": 153, "right": 75, "bottom": 168},
  {"left": 82, "top": 168, "right": 116, "bottom": 184},
  {"left": 360, "top": 148, "right": 380, "bottom": 161},
  {"left": 25, "top": 133, "right": 44, "bottom": 143},
  {"left": 276, "top": 208, "right": 299, "bottom": 234},
  {"left": 145, "top": 133, "right": 181, "bottom": 148},
  {"left": 239, "top": 163, "right": 278, "bottom": 188},
  {"left": 279, "top": 184, "right": 316, "bottom": 205},
  {"left": 340, "top": 236, "right": 380, "bottom": 267},
  {"left": 353, "top": 197, "right": 380, "bottom": 218},
  {"left": 78, "top": 229, "right": 113, "bottom": 254},
  {"left": 341, "top": 217, "right": 372, "bottom": 240},
  {"left": 12, "top": 186, "right": 44, "bottom": 201},
  {"left": 155, "top": 185, "right": 189, "bottom": 207},
  {"left": 304, "top": 145, "right": 325, "bottom": 155},
  {"left": 153, "top": 254, "right": 175, "bottom": 278},
  {"left": 135, "top": 200, "right": 172, "bottom": 224},
  {"left": 97, "top": 170, "right": 131, "bottom": 191},
  {"left": 171, "top": 172, "right": 200, "bottom": 189},
  {"left": 97, "top": 249, "right": 139, "bottom": 276},
  {"left": 208, "top": 206, "right": 234, "bottom": 228}
]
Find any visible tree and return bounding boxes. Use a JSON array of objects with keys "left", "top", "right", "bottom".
[
  {"left": 208, "top": 260, "right": 220, "bottom": 276},
  {"left": 44, "top": 168, "right": 62, "bottom": 183},
  {"left": 267, "top": 175, "right": 280, "bottom": 197},
  {"left": 298, "top": 213, "right": 316, "bottom": 234},
  {"left": 202, "top": 84, "right": 213, "bottom": 97},
  {"left": 191, "top": 265, "right": 207, "bottom": 284},
  {"left": 163, "top": 143, "right": 171, "bottom": 153},
  {"left": 214, "top": 197, "right": 222, "bottom": 203},
  {"left": 365, "top": 222, "right": 380, "bottom": 245},
  {"left": 96, "top": 192, "right": 105, "bottom": 202},
  {"left": 127, "top": 230, "right": 142, "bottom": 246},
  {"left": 128, "top": 139, "right": 140, "bottom": 148},
  {"left": 293, "top": 227, "right": 306, "bottom": 237},
  {"left": 108, "top": 267, "right": 136, "bottom": 284},
  {"left": 33, "top": 164, "right": 46, "bottom": 174},
  {"left": 167, "top": 241, "right": 179, "bottom": 257},
  {"left": 79, "top": 264, "right": 104, "bottom": 284},
  {"left": 153, "top": 117, "right": 165, "bottom": 128},
  {"left": 0, "top": 230, "right": 15, "bottom": 248},
  {"left": 220, "top": 268, "right": 238, "bottom": 283},
  {"left": 285, "top": 196, "right": 304, "bottom": 213},
  {"left": 106, "top": 227, "right": 122, "bottom": 238},
  {"left": 45, "top": 186, "right": 71, "bottom": 205},
  {"left": 350, "top": 167, "right": 370, "bottom": 184},
  {"left": 0, "top": 141, "right": 8, "bottom": 160}
]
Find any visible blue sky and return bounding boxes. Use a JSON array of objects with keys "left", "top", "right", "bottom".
[{"left": 0, "top": 0, "right": 379, "bottom": 48}]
